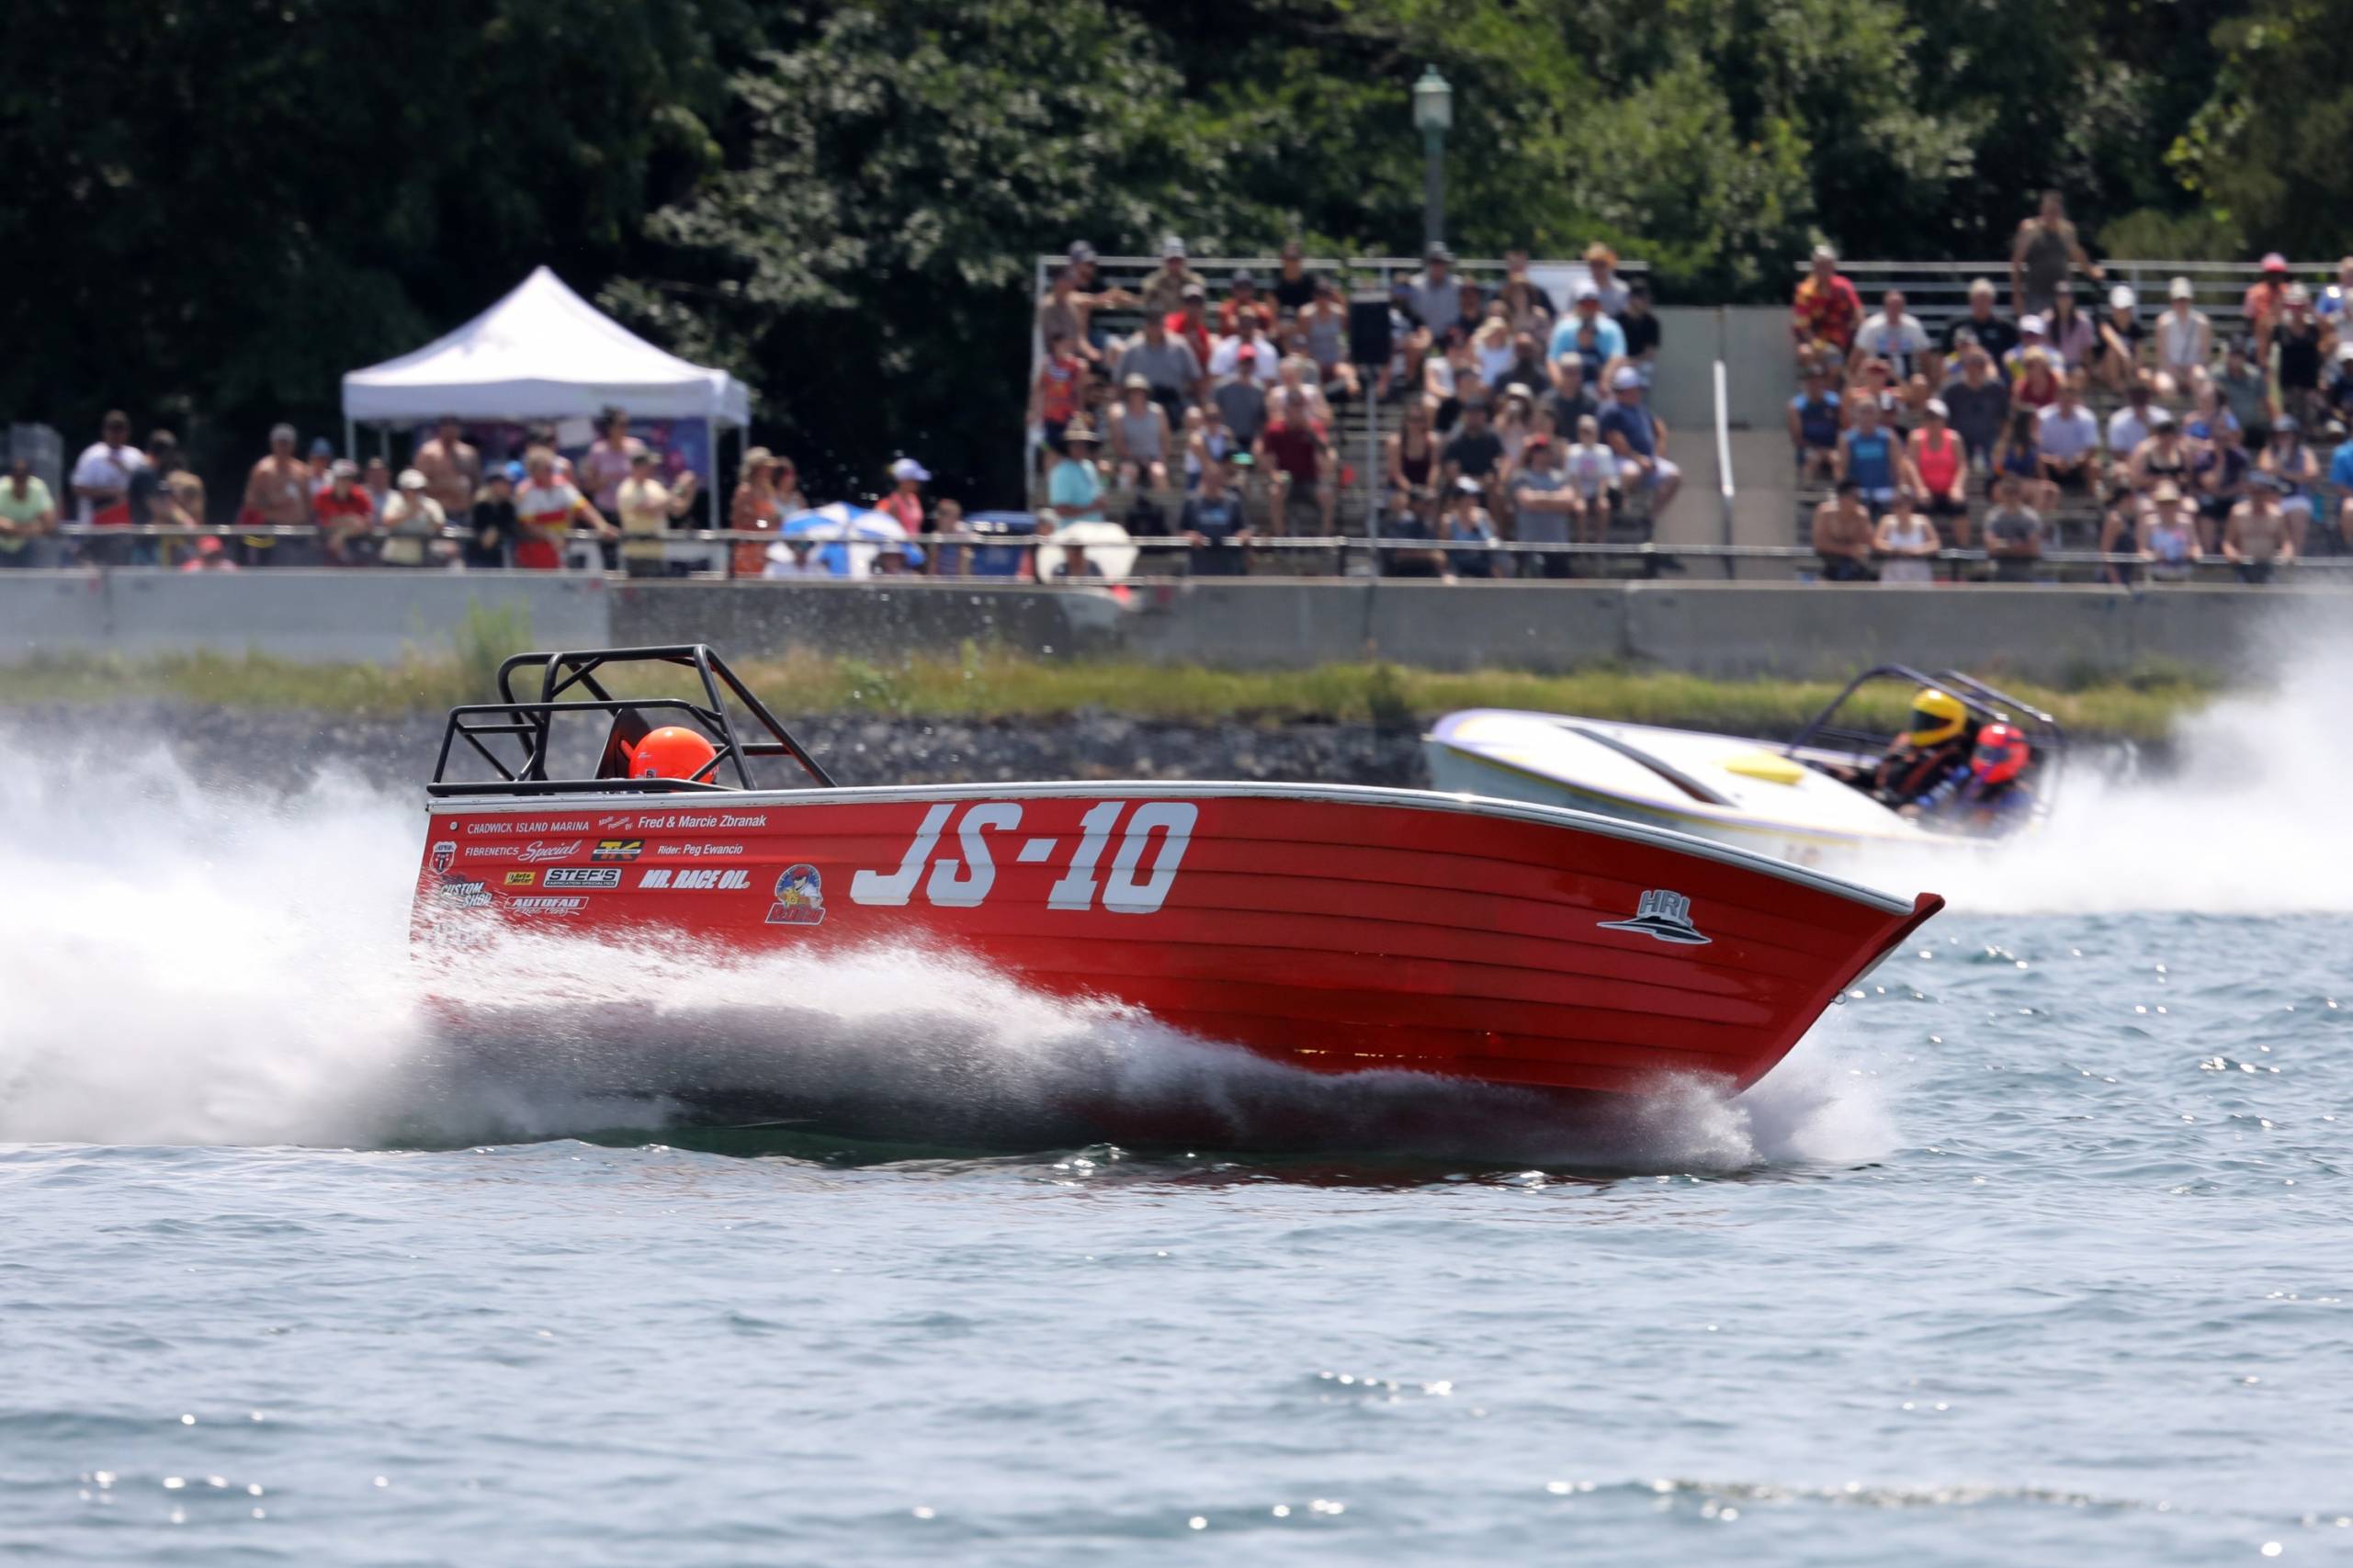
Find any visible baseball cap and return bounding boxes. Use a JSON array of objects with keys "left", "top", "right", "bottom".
[
  {"left": 1573, "top": 281, "right": 1600, "bottom": 302},
  {"left": 1611, "top": 366, "right": 1643, "bottom": 390},
  {"left": 889, "top": 457, "right": 931, "bottom": 482},
  {"left": 1924, "top": 398, "right": 1949, "bottom": 418},
  {"left": 2019, "top": 313, "right": 2047, "bottom": 335},
  {"left": 2286, "top": 283, "right": 2311, "bottom": 305},
  {"left": 1522, "top": 434, "right": 1552, "bottom": 450},
  {"left": 311, "top": 436, "right": 334, "bottom": 457},
  {"left": 1426, "top": 243, "right": 1454, "bottom": 264},
  {"left": 1235, "top": 345, "right": 1256, "bottom": 362},
  {"left": 2272, "top": 414, "right": 2299, "bottom": 434},
  {"left": 2110, "top": 284, "right": 2137, "bottom": 310},
  {"left": 396, "top": 468, "right": 426, "bottom": 491},
  {"left": 500, "top": 460, "right": 524, "bottom": 482},
  {"left": 2169, "top": 276, "right": 2194, "bottom": 300},
  {"left": 2262, "top": 252, "right": 2289, "bottom": 273},
  {"left": 1453, "top": 476, "right": 1482, "bottom": 495},
  {"left": 1504, "top": 382, "right": 1534, "bottom": 402},
  {"left": 1181, "top": 281, "right": 1205, "bottom": 300},
  {"left": 2149, "top": 409, "right": 2178, "bottom": 430},
  {"left": 1231, "top": 268, "right": 1257, "bottom": 288},
  {"left": 1122, "top": 373, "right": 1150, "bottom": 391},
  {"left": 1811, "top": 243, "right": 1838, "bottom": 263},
  {"left": 1069, "top": 241, "right": 1097, "bottom": 264},
  {"left": 1161, "top": 236, "right": 1186, "bottom": 259},
  {"left": 2151, "top": 479, "right": 2182, "bottom": 503},
  {"left": 330, "top": 458, "right": 359, "bottom": 479},
  {"left": 269, "top": 423, "right": 297, "bottom": 444}
]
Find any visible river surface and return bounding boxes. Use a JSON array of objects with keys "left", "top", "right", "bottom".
[{"left": 4, "top": 682, "right": 2351, "bottom": 1565}]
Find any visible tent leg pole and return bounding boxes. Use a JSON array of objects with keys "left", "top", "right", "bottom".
[{"left": 345, "top": 417, "right": 356, "bottom": 464}]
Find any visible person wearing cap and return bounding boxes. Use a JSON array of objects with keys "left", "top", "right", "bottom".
[
  {"left": 2111, "top": 478, "right": 2200, "bottom": 584},
  {"left": 2002, "top": 313, "right": 2048, "bottom": 382},
  {"left": 1873, "top": 485, "right": 1941, "bottom": 587},
  {"left": 515, "top": 447, "right": 614, "bottom": 571},
  {"left": 1037, "top": 265, "right": 1103, "bottom": 368},
  {"left": 1907, "top": 396, "right": 1972, "bottom": 547},
  {"left": 1792, "top": 245, "right": 1862, "bottom": 359},
  {"left": 574, "top": 408, "right": 644, "bottom": 520},
  {"left": 1943, "top": 278, "right": 2019, "bottom": 364},
  {"left": 2257, "top": 414, "right": 2319, "bottom": 551},
  {"left": 1211, "top": 344, "right": 1269, "bottom": 448},
  {"left": 1600, "top": 364, "right": 1680, "bottom": 519},
  {"left": 1105, "top": 375, "right": 1170, "bottom": 496},
  {"left": 1856, "top": 289, "right": 1935, "bottom": 384},
  {"left": 1029, "top": 331, "right": 1088, "bottom": 460},
  {"left": 1833, "top": 384, "right": 1907, "bottom": 512},
  {"left": 1440, "top": 396, "right": 1506, "bottom": 518},
  {"left": 2106, "top": 375, "right": 2158, "bottom": 462},
  {"left": 876, "top": 456, "right": 932, "bottom": 551},
  {"left": 177, "top": 533, "right": 238, "bottom": 574},
  {"left": 377, "top": 468, "right": 446, "bottom": 568},
  {"left": 609, "top": 448, "right": 697, "bottom": 578},
  {"left": 1439, "top": 474, "right": 1504, "bottom": 579},
  {"left": 1268, "top": 239, "right": 1319, "bottom": 312},
  {"left": 1216, "top": 269, "right": 1276, "bottom": 341},
  {"left": 1562, "top": 414, "right": 1617, "bottom": 547},
  {"left": 1255, "top": 389, "right": 1335, "bottom": 536},
  {"left": 1296, "top": 276, "right": 1362, "bottom": 402},
  {"left": 1508, "top": 434, "right": 1576, "bottom": 578},
  {"left": 1811, "top": 479, "right": 1878, "bottom": 581},
  {"left": 0, "top": 455, "right": 58, "bottom": 570},
  {"left": 1209, "top": 310, "right": 1281, "bottom": 388},
  {"left": 305, "top": 434, "right": 337, "bottom": 494},
  {"left": 2122, "top": 403, "right": 2190, "bottom": 500},
  {"left": 311, "top": 458, "right": 378, "bottom": 566},
  {"left": 2154, "top": 278, "right": 2212, "bottom": 396},
  {"left": 1549, "top": 282, "right": 1628, "bottom": 374},
  {"left": 2090, "top": 284, "right": 2147, "bottom": 392},
  {"left": 464, "top": 462, "right": 517, "bottom": 569},
  {"left": 2243, "top": 254, "right": 2294, "bottom": 354},
  {"left": 2328, "top": 416, "right": 2353, "bottom": 547},
  {"left": 1046, "top": 417, "right": 1106, "bottom": 522},
  {"left": 2275, "top": 284, "right": 2327, "bottom": 424},
  {"left": 1177, "top": 453, "right": 1251, "bottom": 576},
  {"left": 1138, "top": 238, "right": 1203, "bottom": 315},
  {"left": 1402, "top": 243, "right": 1464, "bottom": 339},
  {"left": 69, "top": 411, "right": 145, "bottom": 566},
  {"left": 2011, "top": 190, "right": 2101, "bottom": 319},
  {"left": 1113, "top": 310, "right": 1205, "bottom": 422},
  {"left": 2224, "top": 475, "right": 2296, "bottom": 582},
  {"left": 2318, "top": 255, "right": 2353, "bottom": 323},
  {"left": 2189, "top": 410, "right": 2249, "bottom": 552},
  {"left": 726, "top": 448, "right": 782, "bottom": 578},
  {"left": 2325, "top": 342, "right": 2353, "bottom": 429},
  {"left": 2035, "top": 369, "right": 2101, "bottom": 505}
]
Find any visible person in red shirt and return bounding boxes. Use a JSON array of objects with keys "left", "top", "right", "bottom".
[
  {"left": 2243, "top": 254, "right": 2292, "bottom": 355},
  {"left": 1792, "top": 245, "right": 1863, "bottom": 362},
  {"left": 1165, "top": 284, "right": 1214, "bottom": 369},
  {"left": 1029, "top": 333, "right": 1085, "bottom": 454},
  {"left": 1253, "top": 389, "right": 1335, "bottom": 536},
  {"left": 512, "top": 449, "right": 614, "bottom": 570},
  {"left": 311, "top": 460, "right": 378, "bottom": 565}
]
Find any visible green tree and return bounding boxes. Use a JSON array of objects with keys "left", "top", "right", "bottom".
[{"left": 2174, "top": 0, "right": 2353, "bottom": 257}]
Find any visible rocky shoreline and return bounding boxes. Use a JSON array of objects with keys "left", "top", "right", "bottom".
[{"left": 24, "top": 703, "right": 1434, "bottom": 792}]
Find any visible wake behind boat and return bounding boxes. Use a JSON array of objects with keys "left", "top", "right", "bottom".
[{"left": 413, "top": 646, "right": 1941, "bottom": 1105}]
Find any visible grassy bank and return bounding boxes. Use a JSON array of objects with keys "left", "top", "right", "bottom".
[{"left": 0, "top": 648, "right": 2218, "bottom": 741}]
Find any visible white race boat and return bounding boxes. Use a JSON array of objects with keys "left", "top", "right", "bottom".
[{"left": 1424, "top": 667, "right": 2061, "bottom": 869}]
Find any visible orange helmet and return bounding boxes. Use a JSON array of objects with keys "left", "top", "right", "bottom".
[
  {"left": 630, "top": 726, "right": 718, "bottom": 782},
  {"left": 1971, "top": 723, "right": 2031, "bottom": 786}
]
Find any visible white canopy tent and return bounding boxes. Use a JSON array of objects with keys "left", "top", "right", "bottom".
[{"left": 341, "top": 265, "right": 751, "bottom": 526}]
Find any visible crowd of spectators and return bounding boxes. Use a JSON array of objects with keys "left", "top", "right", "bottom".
[
  {"left": 1028, "top": 236, "right": 1673, "bottom": 578},
  {"left": 1791, "top": 198, "right": 2353, "bottom": 585}
]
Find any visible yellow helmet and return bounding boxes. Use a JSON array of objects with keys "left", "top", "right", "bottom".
[{"left": 1901, "top": 687, "right": 1968, "bottom": 749}]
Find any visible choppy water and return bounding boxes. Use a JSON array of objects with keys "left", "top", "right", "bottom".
[{"left": 6, "top": 660, "right": 2353, "bottom": 1564}]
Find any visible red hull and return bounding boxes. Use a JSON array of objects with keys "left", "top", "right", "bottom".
[{"left": 413, "top": 784, "right": 1940, "bottom": 1096}]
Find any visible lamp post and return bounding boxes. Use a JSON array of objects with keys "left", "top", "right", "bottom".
[{"left": 1412, "top": 67, "right": 1453, "bottom": 254}]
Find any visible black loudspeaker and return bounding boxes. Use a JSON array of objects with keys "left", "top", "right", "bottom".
[{"left": 1348, "top": 297, "right": 1395, "bottom": 367}]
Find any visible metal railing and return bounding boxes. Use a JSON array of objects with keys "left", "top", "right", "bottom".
[
  {"left": 1796, "top": 256, "right": 2349, "bottom": 333},
  {"left": 40, "top": 521, "right": 2353, "bottom": 583}
]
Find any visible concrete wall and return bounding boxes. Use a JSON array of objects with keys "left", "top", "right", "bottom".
[
  {"left": 0, "top": 570, "right": 611, "bottom": 662},
  {"left": 2, "top": 570, "right": 2336, "bottom": 682}
]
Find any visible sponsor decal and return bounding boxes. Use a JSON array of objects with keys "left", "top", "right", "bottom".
[
  {"left": 504, "top": 871, "right": 537, "bottom": 887},
  {"left": 640, "top": 868, "right": 752, "bottom": 891},
  {"left": 634, "top": 812, "right": 769, "bottom": 831},
  {"left": 460, "top": 840, "right": 586, "bottom": 864},
  {"left": 591, "top": 839, "right": 644, "bottom": 863},
  {"left": 1598, "top": 889, "right": 1711, "bottom": 946},
  {"left": 652, "top": 842, "right": 744, "bottom": 859},
  {"left": 764, "top": 863, "right": 826, "bottom": 925},
  {"left": 465, "top": 822, "right": 512, "bottom": 836},
  {"left": 544, "top": 866, "right": 623, "bottom": 890},
  {"left": 430, "top": 840, "right": 456, "bottom": 874},
  {"left": 437, "top": 878, "right": 492, "bottom": 908},
  {"left": 597, "top": 814, "right": 634, "bottom": 830},
  {"left": 510, "top": 896, "right": 587, "bottom": 916},
  {"left": 463, "top": 818, "right": 585, "bottom": 835}
]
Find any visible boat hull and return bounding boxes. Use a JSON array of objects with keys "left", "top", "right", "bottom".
[{"left": 413, "top": 783, "right": 1940, "bottom": 1097}]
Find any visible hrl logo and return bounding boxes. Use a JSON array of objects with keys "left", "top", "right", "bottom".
[{"left": 1598, "top": 889, "right": 1711, "bottom": 945}]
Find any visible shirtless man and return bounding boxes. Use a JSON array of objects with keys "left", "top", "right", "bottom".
[
  {"left": 2223, "top": 479, "right": 2297, "bottom": 585},
  {"left": 1811, "top": 479, "right": 1878, "bottom": 581}
]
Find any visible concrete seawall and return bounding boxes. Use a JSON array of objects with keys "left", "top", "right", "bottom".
[{"left": 1, "top": 570, "right": 2333, "bottom": 682}]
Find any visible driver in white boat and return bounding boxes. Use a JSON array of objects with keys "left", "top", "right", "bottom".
[{"left": 1875, "top": 687, "right": 1978, "bottom": 812}]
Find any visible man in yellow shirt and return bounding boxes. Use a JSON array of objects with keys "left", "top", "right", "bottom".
[{"left": 615, "top": 449, "right": 698, "bottom": 577}]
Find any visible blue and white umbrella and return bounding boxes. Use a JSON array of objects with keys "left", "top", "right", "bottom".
[{"left": 776, "top": 503, "right": 925, "bottom": 577}]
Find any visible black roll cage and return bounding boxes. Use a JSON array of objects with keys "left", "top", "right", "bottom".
[
  {"left": 1783, "top": 663, "right": 2067, "bottom": 814},
  {"left": 427, "top": 645, "right": 836, "bottom": 798}
]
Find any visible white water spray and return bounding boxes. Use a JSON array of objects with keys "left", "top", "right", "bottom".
[{"left": 0, "top": 734, "right": 1889, "bottom": 1165}]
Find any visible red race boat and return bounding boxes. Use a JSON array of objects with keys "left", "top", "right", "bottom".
[{"left": 414, "top": 648, "right": 1941, "bottom": 1101}]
